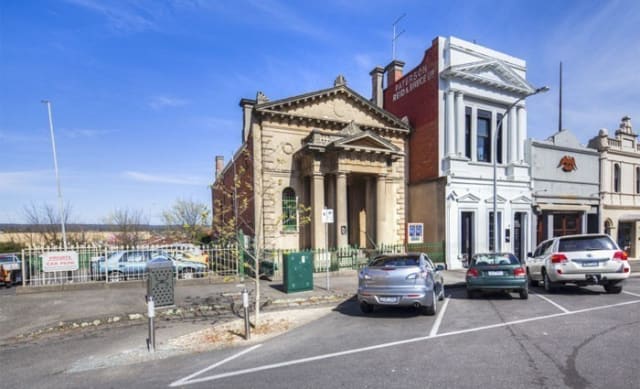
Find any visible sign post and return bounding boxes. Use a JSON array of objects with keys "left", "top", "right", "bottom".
[{"left": 322, "top": 208, "right": 334, "bottom": 291}]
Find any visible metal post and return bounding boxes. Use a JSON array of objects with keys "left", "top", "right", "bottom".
[
  {"left": 41, "top": 100, "right": 68, "bottom": 251},
  {"left": 147, "top": 295, "right": 155, "bottom": 352},
  {"left": 492, "top": 86, "right": 548, "bottom": 253},
  {"left": 242, "top": 288, "right": 250, "bottom": 340},
  {"left": 326, "top": 223, "right": 330, "bottom": 291}
]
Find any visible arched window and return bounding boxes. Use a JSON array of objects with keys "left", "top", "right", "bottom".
[
  {"left": 613, "top": 164, "right": 621, "bottom": 193},
  {"left": 604, "top": 219, "right": 613, "bottom": 236},
  {"left": 282, "top": 188, "right": 297, "bottom": 232}
]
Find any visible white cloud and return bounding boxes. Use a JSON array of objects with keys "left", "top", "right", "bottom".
[
  {"left": 0, "top": 130, "right": 47, "bottom": 143},
  {"left": 148, "top": 96, "right": 190, "bottom": 110},
  {"left": 66, "top": 0, "right": 158, "bottom": 33},
  {"left": 61, "top": 128, "right": 117, "bottom": 139},
  {"left": 0, "top": 170, "right": 54, "bottom": 193},
  {"left": 123, "top": 171, "right": 207, "bottom": 186}
]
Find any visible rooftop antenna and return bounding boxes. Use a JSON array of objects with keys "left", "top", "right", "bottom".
[
  {"left": 558, "top": 61, "right": 563, "bottom": 132},
  {"left": 392, "top": 13, "right": 406, "bottom": 60}
]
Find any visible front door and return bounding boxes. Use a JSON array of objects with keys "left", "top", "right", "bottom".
[
  {"left": 461, "top": 212, "right": 474, "bottom": 262},
  {"left": 514, "top": 212, "right": 526, "bottom": 261},
  {"left": 553, "top": 213, "right": 581, "bottom": 237}
]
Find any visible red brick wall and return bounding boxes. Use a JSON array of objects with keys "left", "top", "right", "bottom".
[
  {"left": 384, "top": 38, "right": 440, "bottom": 184},
  {"left": 211, "top": 136, "right": 255, "bottom": 240}
]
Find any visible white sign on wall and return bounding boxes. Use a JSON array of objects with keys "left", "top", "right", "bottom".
[
  {"left": 407, "top": 223, "right": 424, "bottom": 244},
  {"left": 42, "top": 251, "right": 79, "bottom": 272},
  {"left": 322, "top": 209, "right": 334, "bottom": 224}
]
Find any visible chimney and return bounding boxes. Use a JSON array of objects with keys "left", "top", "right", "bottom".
[
  {"left": 370, "top": 66, "right": 384, "bottom": 108},
  {"left": 239, "top": 98, "right": 256, "bottom": 142},
  {"left": 215, "top": 155, "right": 224, "bottom": 178},
  {"left": 385, "top": 60, "right": 405, "bottom": 87}
]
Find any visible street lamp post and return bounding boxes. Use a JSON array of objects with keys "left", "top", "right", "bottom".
[
  {"left": 42, "top": 100, "right": 68, "bottom": 250},
  {"left": 492, "top": 86, "right": 548, "bottom": 253}
]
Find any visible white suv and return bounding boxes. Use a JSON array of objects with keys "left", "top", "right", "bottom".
[{"left": 526, "top": 234, "right": 630, "bottom": 293}]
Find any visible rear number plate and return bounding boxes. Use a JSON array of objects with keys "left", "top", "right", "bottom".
[
  {"left": 379, "top": 296, "right": 398, "bottom": 304},
  {"left": 582, "top": 261, "right": 598, "bottom": 267},
  {"left": 487, "top": 271, "right": 504, "bottom": 276}
]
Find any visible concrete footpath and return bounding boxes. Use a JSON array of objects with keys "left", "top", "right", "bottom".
[{"left": 0, "top": 269, "right": 467, "bottom": 344}]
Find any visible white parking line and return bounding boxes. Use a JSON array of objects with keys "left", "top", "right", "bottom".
[
  {"left": 623, "top": 290, "right": 640, "bottom": 298},
  {"left": 534, "top": 293, "right": 570, "bottom": 313},
  {"left": 429, "top": 297, "right": 450, "bottom": 337},
  {"left": 170, "top": 344, "right": 262, "bottom": 387},
  {"left": 169, "top": 299, "right": 640, "bottom": 386}
]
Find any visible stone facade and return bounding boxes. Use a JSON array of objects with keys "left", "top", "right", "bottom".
[
  {"left": 380, "top": 36, "right": 542, "bottom": 268},
  {"left": 213, "top": 77, "right": 411, "bottom": 251},
  {"left": 526, "top": 129, "right": 600, "bottom": 246},
  {"left": 588, "top": 116, "right": 640, "bottom": 258}
]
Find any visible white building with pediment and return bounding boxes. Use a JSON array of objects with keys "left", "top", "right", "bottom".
[{"left": 379, "top": 36, "right": 544, "bottom": 268}]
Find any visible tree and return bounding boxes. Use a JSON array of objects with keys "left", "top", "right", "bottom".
[
  {"left": 104, "top": 208, "right": 149, "bottom": 246},
  {"left": 22, "top": 202, "right": 73, "bottom": 247},
  {"left": 162, "top": 199, "right": 210, "bottom": 243},
  {"left": 212, "top": 147, "right": 311, "bottom": 324}
]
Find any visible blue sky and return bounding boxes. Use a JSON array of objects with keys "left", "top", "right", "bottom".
[{"left": 1, "top": 0, "right": 639, "bottom": 224}]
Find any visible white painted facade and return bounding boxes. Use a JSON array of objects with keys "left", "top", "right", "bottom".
[{"left": 438, "top": 37, "right": 540, "bottom": 268}]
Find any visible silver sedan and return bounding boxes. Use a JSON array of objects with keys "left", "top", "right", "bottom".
[{"left": 357, "top": 253, "right": 445, "bottom": 315}]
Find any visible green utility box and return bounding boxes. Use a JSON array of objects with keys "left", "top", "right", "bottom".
[{"left": 282, "top": 252, "right": 314, "bottom": 293}]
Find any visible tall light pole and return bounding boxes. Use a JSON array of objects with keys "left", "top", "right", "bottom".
[
  {"left": 42, "top": 100, "right": 68, "bottom": 250},
  {"left": 492, "top": 86, "right": 548, "bottom": 253}
]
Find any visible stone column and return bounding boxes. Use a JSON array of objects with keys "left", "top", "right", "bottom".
[
  {"left": 455, "top": 92, "right": 465, "bottom": 156},
  {"left": 336, "top": 172, "right": 348, "bottom": 248},
  {"left": 509, "top": 107, "right": 518, "bottom": 163},
  {"left": 517, "top": 106, "right": 526, "bottom": 163},
  {"left": 376, "top": 174, "right": 386, "bottom": 246},
  {"left": 311, "top": 173, "right": 325, "bottom": 249},
  {"left": 546, "top": 213, "right": 554, "bottom": 239},
  {"left": 446, "top": 90, "right": 455, "bottom": 156}
]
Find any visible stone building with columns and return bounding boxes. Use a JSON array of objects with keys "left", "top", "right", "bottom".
[
  {"left": 376, "top": 36, "right": 543, "bottom": 268},
  {"left": 588, "top": 116, "right": 640, "bottom": 258},
  {"left": 212, "top": 76, "right": 411, "bottom": 251}
]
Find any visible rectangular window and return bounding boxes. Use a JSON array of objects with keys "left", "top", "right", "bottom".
[
  {"left": 636, "top": 167, "right": 640, "bottom": 193},
  {"left": 496, "top": 113, "right": 503, "bottom": 164},
  {"left": 465, "top": 107, "right": 472, "bottom": 159},
  {"left": 477, "top": 109, "right": 492, "bottom": 162},
  {"left": 461, "top": 212, "right": 474, "bottom": 260},
  {"left": 489, "top": 211, "right": 502, "bottom": 252}
]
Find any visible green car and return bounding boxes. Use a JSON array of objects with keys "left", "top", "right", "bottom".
[{"left": 465, "top": 253, "right": 528, "bottom": 299}]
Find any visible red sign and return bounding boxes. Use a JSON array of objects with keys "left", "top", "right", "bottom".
[{"left": 42, "top": 251, "right": 79, "bottom": 272}]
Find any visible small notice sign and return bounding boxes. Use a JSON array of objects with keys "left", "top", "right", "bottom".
[
  {"left": 322, "top": 209, "right": 334, "bottom": 224},
  {"left": 408, "top": 223, "right": 424, "bottom": 244},
  {"left": 42, "top": 251, "right": 79, "bottom": 272}
]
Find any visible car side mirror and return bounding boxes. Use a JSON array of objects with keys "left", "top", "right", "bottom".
[
  {"left": 435, "top": 264, "right": 445, "bottom": 271},
  {"left": 527, "top": 252, "right": 533, "bottom": 258}
]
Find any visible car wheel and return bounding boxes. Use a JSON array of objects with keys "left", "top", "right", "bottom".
[
  {"left": 519, "top": 287, "right": 529, "bottom": 300},
  {"left": 181, "top": 268, "right": 194, "bottom": 280},
  {"left": 543, "top": 270, "right": 555, "bottom": 293},
  {"left": 604, "top": 283, "right": 622, "bottom": 294},
  {"left": 423, "top": 292, "right": 437, "bottom": 316},
  {"left": 439, "top": 284, "right": 445, "bottom": 301},
  {"left": 527, "top": 268, "right": 539, "bottom": 287},
  {"left": 359, "top": 301, "right": 374, "bottom": 314},
  {"left": 109, "top": 271, "right": 123, "bottom": 282}
]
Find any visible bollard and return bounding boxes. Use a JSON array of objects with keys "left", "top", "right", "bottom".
[
  {"left": 147, "top": 295, "right": 155, "bottom": 352},
  {"left": 242, "top": 288, "right": 250, "bottom": 340}
]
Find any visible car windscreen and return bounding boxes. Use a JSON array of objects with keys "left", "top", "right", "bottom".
[
  {"left": 471, "top": 254, "right": 519, "bottom": 266},
  {"left": 369, "top": 256, "right": 420, "bottom": 267},
  {"left": 558, "top": 236, "right": 616, "bottom": 252}
]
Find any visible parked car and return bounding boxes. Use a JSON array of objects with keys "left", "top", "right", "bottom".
[
  {"left": 157, "top": 244, "right": 209, "bottom": 265},
  {"left": 357, "top": 253, "right": 445, "bottom": 316},
  {"left": 526, "top": 234, "right": 630, "bottom": 293},
  {"left": 464, "top": 253, "right": 528, "bottom": 299},
  {"left": 0, "top": 253, "right": 22, "bottom": 286},
  {"left": 91, "top": 250, "right": 207, "bottom": 281}
]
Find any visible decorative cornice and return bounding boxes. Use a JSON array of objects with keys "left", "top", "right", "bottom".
[{"left": 441, "top": 59, "right": 535, "bottom": 95}]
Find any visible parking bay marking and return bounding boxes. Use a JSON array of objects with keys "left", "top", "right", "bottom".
[
  {"left": 533, "top": 293, "right": 570, "bottom": 313},
  {"left": 429, "top": 297, "right": 450, "bottom": 337},
  {"left": 169, "top": 299, "right": 640, "bottom": 387},
  {"left": 623, "top": 290, "right": 640, "bottom": 298}
]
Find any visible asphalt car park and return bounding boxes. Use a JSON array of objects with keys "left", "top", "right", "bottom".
[{"left": 163, "top": 279, "right": 640, "bottom": 388}]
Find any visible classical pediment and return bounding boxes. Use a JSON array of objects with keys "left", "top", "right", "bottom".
[
  {"left": 254, "top": 81, "right": 410, "bottom": 133},
  {"left": 485, "top": 194, "right": 507, "bottom": 204},
  {"left": 441, "top": 59, "right": 535, "bottom": 95},
  {"left": 511, "top": 195, "right": 533, "bottom": 204},
  {"left": 332, "top": 126, "right": 401, "bottom": 155},
  {"left": 458, "top": 193, "right": 481, "bottom": 203}
]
